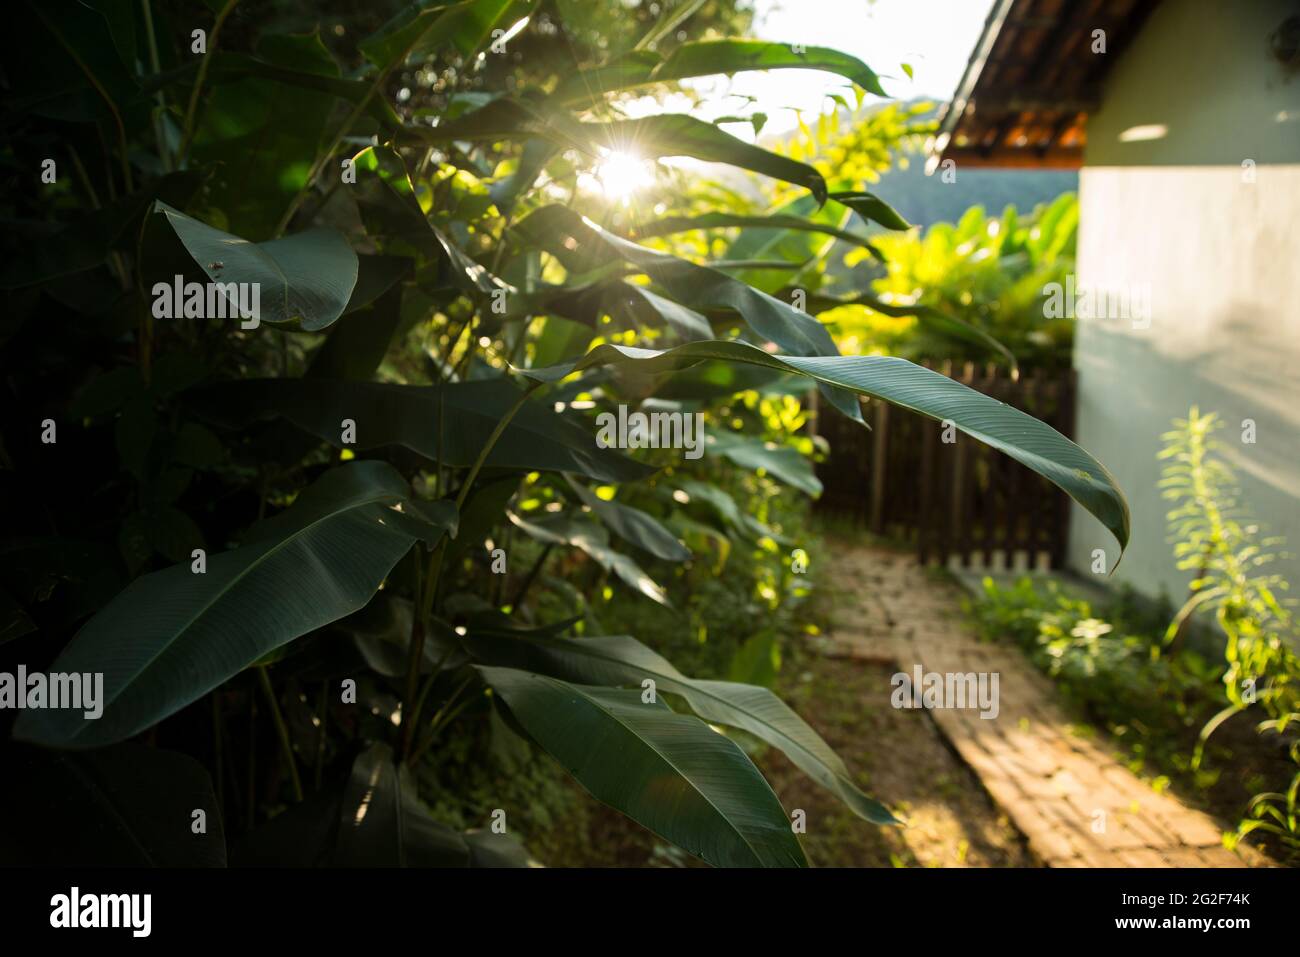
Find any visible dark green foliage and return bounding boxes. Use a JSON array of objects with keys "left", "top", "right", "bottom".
[
  {"left": 0, "top": 0, "right": 1127, "bottom": 868},
  {"left": 967, "top": 408, "right": 1300, "bottom": 862},
  {"left": 968, "top": 576, "right": 1214, "bottom": 749}
]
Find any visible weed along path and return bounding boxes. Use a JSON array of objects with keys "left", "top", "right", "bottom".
[{"left": 816, "top": 539, "right": 1264, "bottom": 868}]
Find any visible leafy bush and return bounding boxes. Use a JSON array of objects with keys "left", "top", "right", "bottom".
[
  {"left": 968, "top": 576, "right": 1216, "bottom": 768},
  {"left": 1159, "top": 408, "right": 1300, "bottom": 858},
  {"left": 1160, "top": 408, "right": 1299, "bottom": 721},
  {"left": 833, "top": 195, "right": 1079, "bottom": 370},
  {"left": 967, "top": 407, "right": 1300, "bottom": 862},
  {"left": 0, "top": 0, "right": 1127, "bottom": 867}
]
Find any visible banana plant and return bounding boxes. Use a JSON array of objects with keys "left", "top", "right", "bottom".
[{"left": 0, "top": 0, "right": 1126, "bottom": 868}]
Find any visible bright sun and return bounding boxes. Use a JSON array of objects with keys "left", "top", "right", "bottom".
[{"left": 589, "top": 150, "right": 654, "bottom": 201}]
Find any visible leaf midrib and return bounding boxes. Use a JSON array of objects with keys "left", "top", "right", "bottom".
[
  {"left": 563, "top": 342, "right": 1117, "bottom": 496},
  {"left": 68, "top": 487, "right": 415, "bottom": 742},
  {"left": 546, "top": 675, "right": 792, "bottom": 866},
  {"left": 549, "top": 638, "right": 854, "bottom": 789}
]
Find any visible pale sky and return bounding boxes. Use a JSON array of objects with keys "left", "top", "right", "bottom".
[
  {"left": 666, "top": 0, "right": 997, "bottom": 136},
  {"left": 589, "top": 0, "right": 996, "bottom": 193}
]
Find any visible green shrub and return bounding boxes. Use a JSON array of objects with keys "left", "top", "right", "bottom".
[
  {"left": 968, "top": 577, "right": 1216, "bottom": 768},
  {"left": 0, "top": 0, "right": 1128, "bottom": 868},
  {"left": 1160, "top": 408, "right": 1300, "bottom": 858},
  {"left": 965, "top": 407, "right": 1300, "bottom": 863},
  {"left": 833, "top": 195, "right": 1079, "bottom": 370}
]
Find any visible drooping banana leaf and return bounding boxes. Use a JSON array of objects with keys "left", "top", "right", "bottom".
[
  {"left": 151, "top": 202, "right": 359, "bottom": 331},
  {"left": 479, "top": 665, "right": 807, "bottom": 867},
  {"left": 508, "top": 510, "right": 670, "bottom": 605},
  {"left": 465, "top": 630, "right": 896, "bottom": 825},
  {"left": 14, "top": 461, "right": 456, "bottom": 748},
  {"left": 512, "top": 205, "right": 864, "bottom": 423},
  {"left": 830, "top": 190, "right": 913, "bottom": 231},
  {"left": 420, "top": 101, "right": 828, "bottom": 201},
  {"left": 628, "top": 211, "right": 882, "bottom": 256},
  {"left": 185, "top": 377, "right": 655, "bottom": 484},
  {"left": 565, "top": 476, "right": 690, "bottom": 562},
  {"left": 553, "top": 39, "right": 885, "bottom": 104},
  {"left": 521, "top": 340, "right": 1130, "bottom": 552}
]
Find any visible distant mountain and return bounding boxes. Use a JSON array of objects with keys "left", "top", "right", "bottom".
[
  {"left": 870, "top": 155, "right": 1077, "bottom": 229},
  {"left": 758, "top": 98, "right": 1078, "bottom": 229}
]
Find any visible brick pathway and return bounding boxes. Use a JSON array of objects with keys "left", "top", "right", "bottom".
[{"left": 822, "top": 543, "right": 1265, "bottom": 867}]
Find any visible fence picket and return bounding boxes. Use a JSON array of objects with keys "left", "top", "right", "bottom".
[{"left": 814, "top": 363, "right": 1076, "bottom": 569}]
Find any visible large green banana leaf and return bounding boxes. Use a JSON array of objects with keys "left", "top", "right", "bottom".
[
  {"left": 565, "top": 476, "right": 690, "bottom": 562},
  {"left": 152, "top": 202, "right": 358, "bottom": 331},
  {"left": 521, "top": 340, "right": 1130, "bottom": 552},
  {"left": 512, "top": 205, "right": 864, "bottom": 422},
  {"left": 422, "top": 102, "right": 829, "bottom": 201},
  {"left": 479, "top": 666, "right": 807, "bottom": 867},
  {"left": 553, "top": 39, "right": 885, "bottom": 103},
  {"left": 14, "top": 461, "right": 456, "bottom": 748},
  {"left": 466, "top": 631, "right": 897, "bottom": 826},
  {"left": 185, "top": 377, "right": 656, "bottom": 484}
]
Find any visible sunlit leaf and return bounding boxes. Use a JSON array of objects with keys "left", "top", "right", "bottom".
[
  {"left": 479, "top": 666, "right": 807, "bottom": 867},
  {"left": 14, "top": 462, "right": 456, "bottom": 748},
  {"left": 523, "top": 340, "right": 1130, "bottom": 552}
]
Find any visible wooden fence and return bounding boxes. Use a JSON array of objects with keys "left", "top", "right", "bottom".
[{"left": 813, "top": 362, "right": 1077, "bottom": 570}]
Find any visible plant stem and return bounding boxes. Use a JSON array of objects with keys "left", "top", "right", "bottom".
[
  {"left": 140, "top": 0, "right": 171, "bottom": 172},
  {"left": 68, "top": 148, "right": 131, "bottom": 291},
  {"left": 433, "top": 317, "right": 475, "bottom": 495},
  {"left": 510, "top": 542, "right": 553, "bottom": 610},
  {"left": 403, "top": 379, "right": 543, "bottom": 756},
  {"left": 419, "top": 378, "right": 544, "bottom": 629},
  {"left": 455, "top": 380, "right": 543, "bottom": 515},
  {"left": 257, "top": 666, "right": 304, "bottom": 802},
  {"left": 506, "top": 315, "right": 532, "bottom": 365},
  {"left": 408, "top": 674, "right": 476, "bottom": 766},
  {"left": 313, "top": 681, "right": 328, "bottom": 792},
  {"left": 95, "top": 126, "right": 119, "bottom": 202},
  {"left": 431, "top": 685, "right": 477, "bottom": 736},
  {"left": 178, "top": 0, "right": 240, "bottom": 167},
  {"left": 32, "top": 6, "right": 133, "bottom": 193},
  {"left": 492, "top": 522, "right": 513, "bottom": 605},
  {"left": 399, "top": 613, "right": 428, "bottom": 759},
  {"left": 246, "top": 695, "right": 256, "bottom": 833},
  {"left": 403, "top": 643, "right": 459, "bottom": 764},
  {"left": 68, "top": 147, "right": 101, "bottom": 206},
  {"left": 451, "top": 313, "right": 477, "bottom": 380},
  {"left": 398, "top": 550, "right": 427, "bottom": 759},
  {"left": 211, "top": 692, "right": 225, "bottom": 818}
]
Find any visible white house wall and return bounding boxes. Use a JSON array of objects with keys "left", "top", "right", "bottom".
[{"left": 1068, "top": 0, "right": 1300, "bottom": 604}]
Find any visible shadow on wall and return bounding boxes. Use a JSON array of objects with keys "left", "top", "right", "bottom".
[{"left": 1068, "top": 315, "right": 1300, "bottom": 604}]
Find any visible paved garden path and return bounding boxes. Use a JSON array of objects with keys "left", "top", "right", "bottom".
[{"left": 821, "top": 542, "right": 1263, "bottom": 867}]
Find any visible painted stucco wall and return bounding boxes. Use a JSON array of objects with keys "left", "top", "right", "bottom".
[{"left": 1067, "top": 0, "right": 1300, "bottom": 604}]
